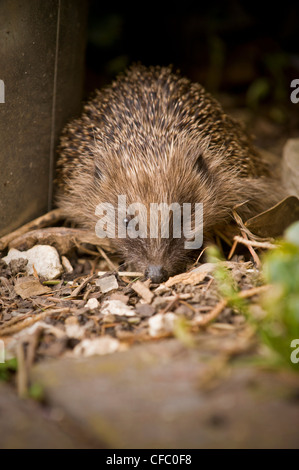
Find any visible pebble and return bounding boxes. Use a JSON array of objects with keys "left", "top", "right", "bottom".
[
  {"left": 85, "top": 298, "right": 100, "bottom": 310},
  {"left": 3, "top": 245, "right": 63, "bottom": 280},
  {"left": 101, "top": 299, "right": 135, "bottom": 317},
  {"left": 148, "top": 313, "right": 177, "bottom": 337},
  {"left": 73, "top": 337, "right": 119, "bottom": 357}
]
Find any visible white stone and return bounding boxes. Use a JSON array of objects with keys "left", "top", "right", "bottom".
[
  {"left": 61, "top": 255, "right": 73, "bottom": 273},
  {"left": 85, "top": 298, "right": 100, "bottom": 310},
  {"left": 3, "top": 245, "right": 63, "bottom": 280},
  {"left": 73, "top": 337, "right": 119, "bottom": 357},
  {"left": 148, "top": 313, "right": 177, "bottom": 337},
  {"left": 101, "top": 299, "right": 135, "bottom": 316}
]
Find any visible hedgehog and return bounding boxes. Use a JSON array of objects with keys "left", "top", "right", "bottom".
[{"left": 55, "top": 65, "right": 283, "bottom": 283}]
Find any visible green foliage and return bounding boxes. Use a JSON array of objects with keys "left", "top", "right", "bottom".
[
  {"left": 207, "top": 225, "right": 299, "bottom": 372},
  {"left": 0, "top": 357, "right": 17, "bottom": 382},
  {"left": 247, "top": 78, "right": 271, "bottom": 109},
  {"left": 260, "top": 221, "right": 299, "bottom": 370},
  {"left": 28, "top": 382, "right": 45, "bottom": 402},
  {"left": 173, "top": 316, "right": 195, "bottom": 348},
  {"left": 207, "top": 246, "right": 247, "bottom": 313}
]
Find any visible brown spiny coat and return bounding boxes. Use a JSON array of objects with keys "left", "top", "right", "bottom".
[{"left": 56, "top": 65, "right": 283, "bottom": 280}]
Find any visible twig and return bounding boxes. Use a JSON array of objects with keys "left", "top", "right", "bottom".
[
  {"left": 0, "top": 312, "right": 34, "bottom": 331},
  {"left": 17, "top": 341, "right": 28, "bottom": 398},
  {"left": 26, "top": 325, "right": 43, "bottom": 368},
  {"left": 8, "top": 227, "right": 113, "bottom": 253},
  {"left": 194, "top": 298, "right": 228, "bottom": 327},
  {"left": 194, "top": 284, "right": 270, "bottom": 328},
  {"left": 160, "top": 294, "right": 180, "bottom": 314},
  {"left": 0, "top": 308, "right": 70, "bottom": 336},
  {"left": 214, "top": 229, "right": 233, "bottom": 247},
  {"left": 69, "top": 275, "right": 96, "bottom": 298},
  {"left": 0, "top": 209, "right": 64, "bottom": 251},
  {"left": 233, "top": 236, "right": 277, "bottom": 250},
  {"left": 192, "top": 246, "right": 209, "bottom": 267},
  {"left": 97, "top": 246, "right": 118, "bottom": 271},
  {"left": 228, "top": 239, "right": 238, "bottom": 260},
  {"left": 240, "top": 230, "right": 261, "bottom": 267},
  {"left": 238, "top": 284, "right": 269, "bottom": 299},
  {"left": 97, "top": 271, "right": 143, "bottom": 277}
]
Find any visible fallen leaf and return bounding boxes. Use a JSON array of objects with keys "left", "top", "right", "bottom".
[
  {"left": 165, "top": 271, "right": 207, "bottom": 287},
  {"left": 14, "top": 277, "right": 51, "bottom": 299},
  {"left": 245, "top": 196, "right": 299, "bottom": 238}
]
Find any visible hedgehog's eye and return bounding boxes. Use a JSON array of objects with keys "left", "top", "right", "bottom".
[
  {"left": 193, "top": 154, "right": 209, "bottom": 175},
  {"left": 123, "top": 215, "right": 134, "bottom": 227}
]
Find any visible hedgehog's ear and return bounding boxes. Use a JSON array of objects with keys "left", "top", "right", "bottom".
[
  {"left": 193, "top": 154, "right": 209, "bottom": 175},
  {"left": 94, "top": 163, "right": 102, "bottom": 182}
]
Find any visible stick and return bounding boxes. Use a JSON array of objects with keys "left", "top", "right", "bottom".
[
  {"left": 194, "top": 298, "right": 228, "bottom": 326},
  {"left": 97, "top": 271, "right": 143, "bottom": 277},
  {"left": 97, "top": 246, "right": 119, "bottom": 271},
  {"left": 7, "top": 227, "right": 113, "bottom": 253},
  {"left": 233, "top": 236, "right": 277, "bottom": 250},
  {"left": 194, "top": 284, "right": 269, "bottom": 327},
  {"left": 70, "top": 275, "right": 96, "bottom": 298},
  {"left": 17, "top": 341, "right": 28, "bottom": 398},
  {"left": 240, "top": 230, "right": 261, "bottom": 267},
  {"left": 0, "top": 308, "right": 70, "bottom": 336},
  {"left": 0, "top": 209, "right": 64, "bottom": 251},
  {"left": 228, "top": 239, "right": 238, "bottom": 260}
]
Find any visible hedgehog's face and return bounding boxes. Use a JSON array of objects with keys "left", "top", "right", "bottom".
[{"left": 92, "top": 146, "right": 213, "bottom": 282}]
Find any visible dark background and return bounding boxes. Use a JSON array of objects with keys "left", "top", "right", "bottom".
[
  {"left": 85, "top": 2, "right": 298, "bottom": 93},
  {"left": 84, "top": 1, "right": 299, "bottom": 154}
]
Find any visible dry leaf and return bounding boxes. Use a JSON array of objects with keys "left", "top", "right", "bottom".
[
  {"left": 165, "top": 271, "right": 207, "bottom": 287},
  {"left": 14, "top": 277, "right": 51, "bottom": 299},
  {"left": 245, "top": 196, "right": 299, "bottom": 238}
]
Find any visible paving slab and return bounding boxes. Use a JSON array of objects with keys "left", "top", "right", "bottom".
[
  {"left": 30, "top": 338, "right": 299, "bottom": 449},
  {"left": 0, "top": 382, "right": 98, "bottom": 448}
]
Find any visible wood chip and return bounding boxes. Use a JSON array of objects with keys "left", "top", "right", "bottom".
[
  {"left": 131, "top": 280, "right": 154, "bottom": 303},
  {"left": 96, "top": 275, "right": 119, "bottom": 293}
]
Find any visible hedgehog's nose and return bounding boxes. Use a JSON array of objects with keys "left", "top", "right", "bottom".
[{"left": 145, "top": 265, "right": 169, "bottom": 283}]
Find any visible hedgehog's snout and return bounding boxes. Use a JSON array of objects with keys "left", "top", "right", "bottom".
[{"left": 145, "top": 265, "right": 169, "bottom": 284}]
